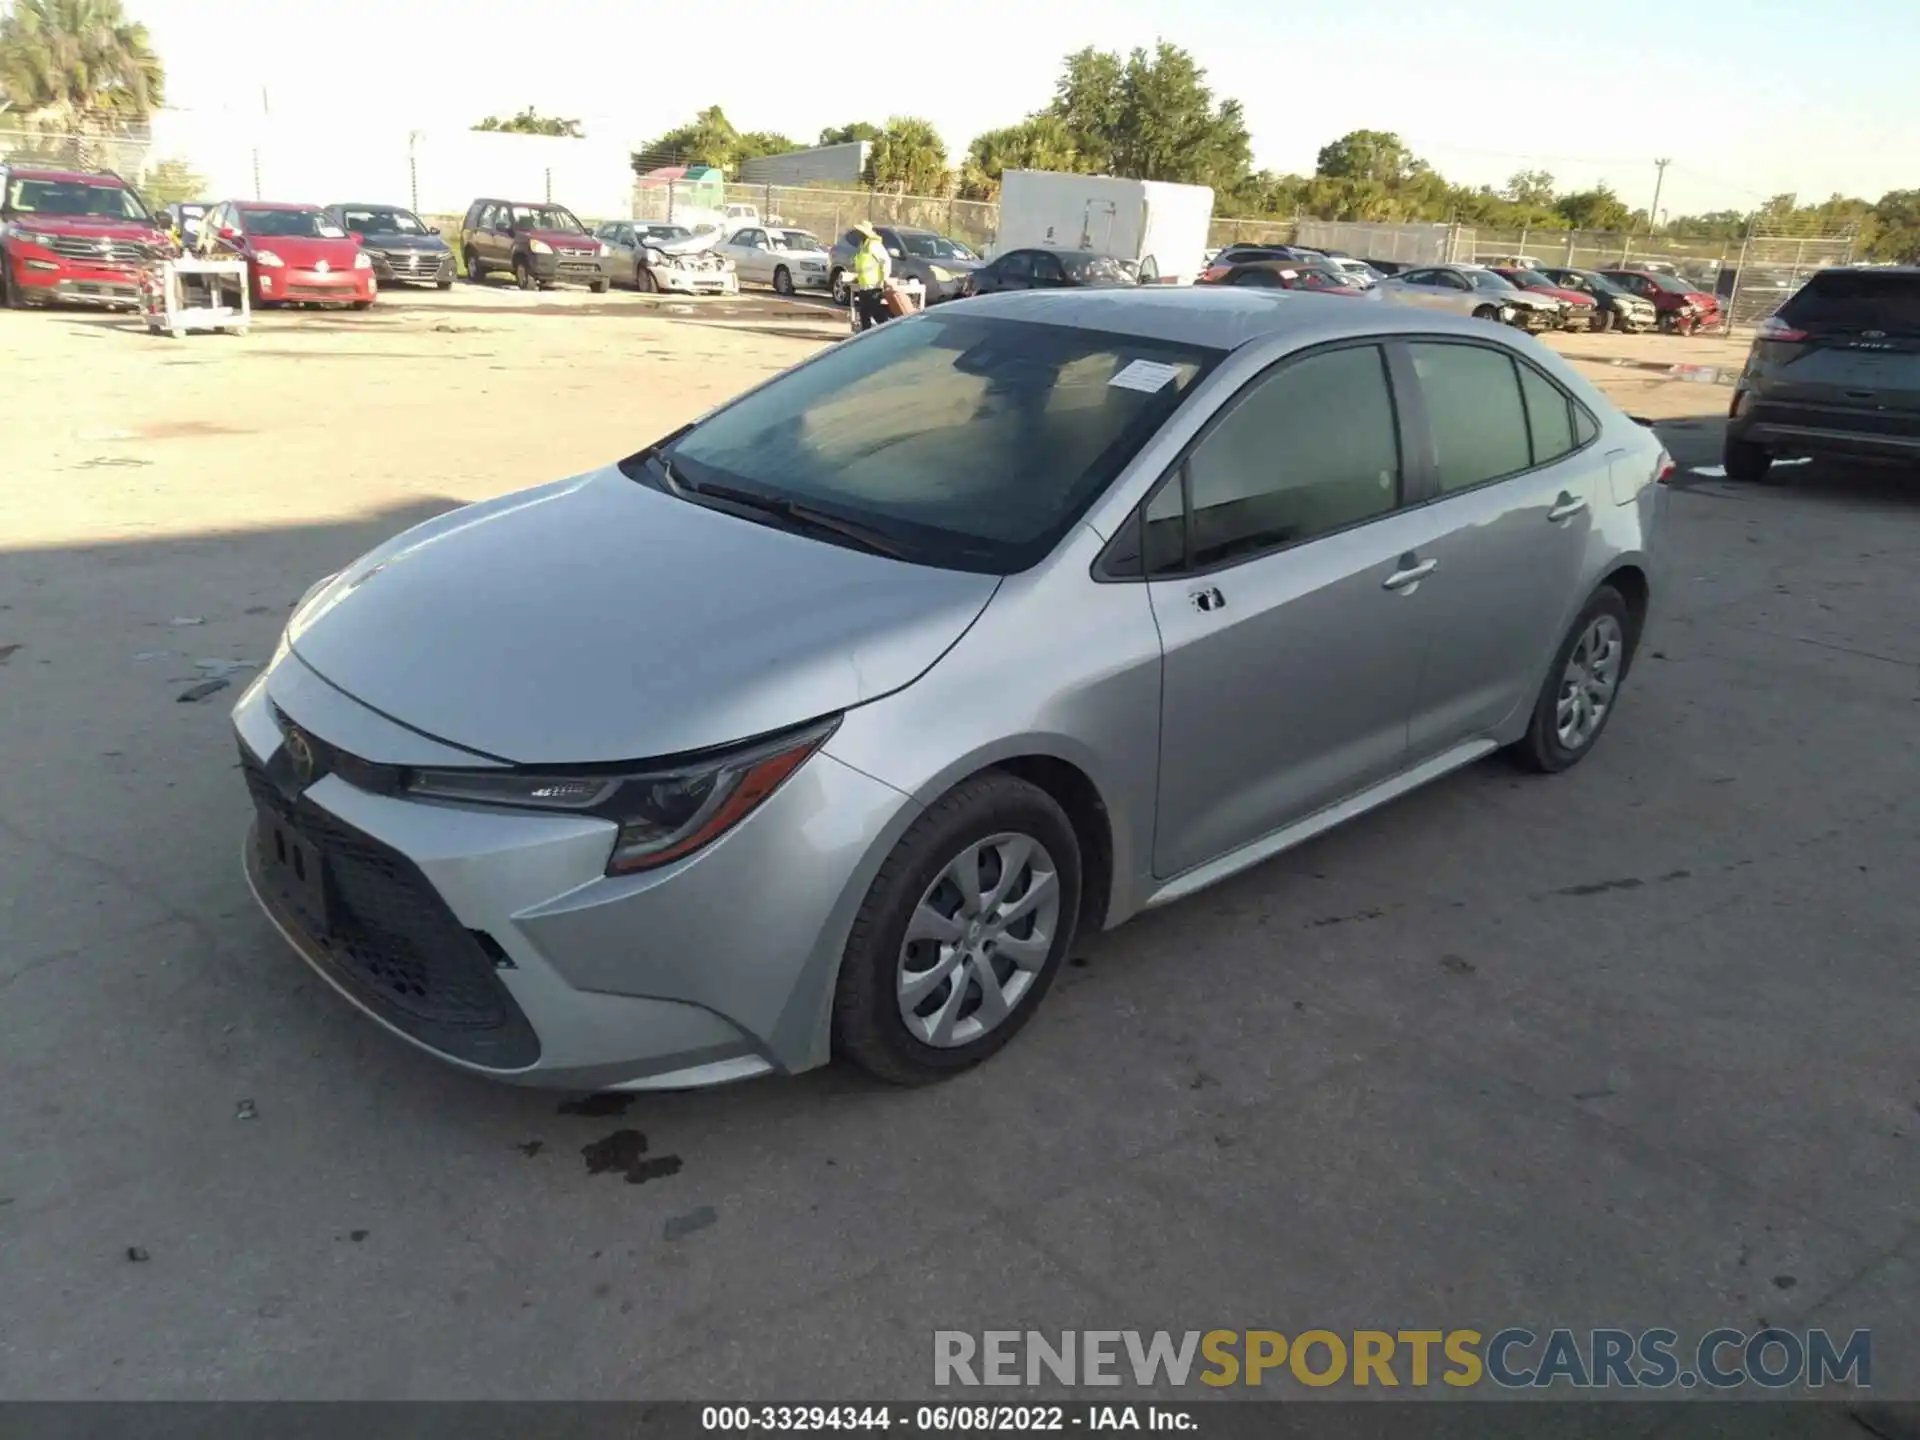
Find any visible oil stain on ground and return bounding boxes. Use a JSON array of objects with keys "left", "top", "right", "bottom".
[
  {"left": 581, "top": 1129, "right": 684, "bottom": 1185},
  {"left": 558, "top": 1092, "right": 632, "bottom": 1118}
]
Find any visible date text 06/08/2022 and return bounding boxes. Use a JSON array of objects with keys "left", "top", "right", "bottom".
[{"left": 701, "top": 1406, "right": 1191, "bottom": 1432}]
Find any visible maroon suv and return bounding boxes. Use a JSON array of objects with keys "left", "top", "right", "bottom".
[
  {"left": 1, "top": 166, "right": 168, "bottom": 309},
  {"left": 1601, "top": 268, "right": 1722, "bottom": 335}
]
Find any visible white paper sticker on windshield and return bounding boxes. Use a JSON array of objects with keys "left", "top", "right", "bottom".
[
  {"left": 1108, "top": 359, "right": 1182, "bottom": 394},
  {"left": 318, "top": 224, "right": 347, "bottom": 238}
]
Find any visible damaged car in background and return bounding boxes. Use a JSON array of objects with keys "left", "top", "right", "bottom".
[{"left": 596, "top": 221, "right": 738, "bottom": 295}]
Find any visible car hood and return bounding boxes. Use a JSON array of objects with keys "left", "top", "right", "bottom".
[
  {"left": 286, "top": 466, "right": 1000, "bottom": 764},
  {"left": 250, "top": 234, "right": 361, "bottom": 267},
  {"left": 1501, "top": 290, "right": 1560, "bottom": 309},
  {"left": 361, "top": 231, "right": 447, "bottom": 251},
  {"left": 8, "top": 212, "right": 164, "bottom": 241},
  {"left": 526, "top": 228, "right": 598, "bottom": 252},
  {"left": 1532, "top": 286, "right": 1592, "bottom": 306}
]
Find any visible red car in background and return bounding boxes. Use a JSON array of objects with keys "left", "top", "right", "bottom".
[
  {"left": 0, "top": 165, "right": 169, "bottom": 309},
  {"left": 198, "top": 199, "right": 375, "bottom": 309},
  {"left": 1601, "top": 268, "right": 1720, "bottom": 334},
  {"left": 1490, "top": 267, "right": 1598, "bottom": 331},
  {"left": 1196, "top": 259, "right": 1366, "bottom": 295}
]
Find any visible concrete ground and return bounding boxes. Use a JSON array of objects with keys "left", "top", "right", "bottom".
[{"left": 1, "top": 286, "right": 1915, "bottom": 1416}]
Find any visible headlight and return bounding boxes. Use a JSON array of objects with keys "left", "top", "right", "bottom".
[
  {"left": 929, "top": 265, "right": 953, "bottom": 282},
  {"left": 10, "top": 227, "right": 62, "bottom": 248},
  {"left": 596, "top": 241, "right": 611, "bottom": 257},
  {"left": 1499, "top": 305, "right": 1515, "bottom": 321},
  {"left": 528, "top": 238, "right": 552, "bottom": 254},
  {"left": 403, "top": 719, "right": 838, "bottom": 875},
  {"left": 353, "top": 251, "right": 373, "bottom": 270},
  {"left": 254, "top": 249, "right": 285, "bottom": 267}
]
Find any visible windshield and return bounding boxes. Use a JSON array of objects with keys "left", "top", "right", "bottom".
[
  {"left": 1638, "top": 271, "right": 1699, "bottom": 295},
  {"left": 898, "top": 231, "right": 977, "bottom": 260},
  {"left": 650, "top": 312, "right": 1217, "bottom": 573},
  {"left": 1469, "top": 269, "right": 1518, "bottom": 292},
  {"left": 239, "top": 207, "right": 345, "bottom": 238},
  {"left": 510, "top": 204, "right": 586, "bottom": 232},
  {"left": 640, "top": 225, "right": 692, "bottom": 243},
  {"left": 1555, "top": 270, "right": 1622, "bottom": 298},
  {"left": 1506, "top": 270, "right": 1556, "bottom": 290},
  {"left": 1061, "top": 253, "right": 1135, "bottom": 283},
  {"left": 772, "top": 230, "right": 823, "bottom": 252},
  {"left": 338, "top": 207, "right": 429, "bottom": 235},
  {"left": 3, "top": 177, "right": 150, "bottom": 221}
]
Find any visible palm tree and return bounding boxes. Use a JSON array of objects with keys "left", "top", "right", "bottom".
[{"left": 0, "top": 0, "right": 165, "bottom": 169}]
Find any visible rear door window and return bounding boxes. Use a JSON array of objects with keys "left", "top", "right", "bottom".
[
  {"left": 1779, "top": 271, "right": 1920, "bottom": 335},
  {"left": 1516, "top": 363, "right": 1578, "bottom": 464},
  {"left": 1408, "top": 342, "right": 1533, "bottom": 491}
]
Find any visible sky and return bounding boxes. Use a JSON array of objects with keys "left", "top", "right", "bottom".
[{"left": 135, "top": 0, "right": 1919, "bottom": 219}]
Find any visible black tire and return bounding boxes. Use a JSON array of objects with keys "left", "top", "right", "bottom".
[
  {"left": 1590, "top": 307, "right": 1612, "bottom": 334},
  {"left": 773, "top": 264, "right": 794, "bottom": 296},
  {"left": 1723, "top": 435, "right": 1777, "bottom": 484},
  {"left": 635, "top": 264, "right": 657, "bottom": 293},
  {"left": 1472, "top": 304, "right": 1498, "bottom": 322},
  {"left": 830, "top": 268, "right": 850, "bottom": 305},
  {"left": 465, "top": 249, "right": 486, "bottom": 283},
  {"left": 1510, "top": 586, "right": 1634, "bottom": 775},
  {"left": 0, "top": 250, "right": 17, "bottom": 308},
  {"left": 514, "top": 256, "right": 537, "bottom": 291},
  {"left": 832, "top": 771, "right": 1083, "bottom": 1085},
  {"left": 589, "top": 277, "right": 610, "bottom": 294},
  {"left": 350, "top": 300, "right": 373, "bottom": 311},
  {"left": 1657, "top": 311, "right": 1678, "bottom": 335},
  {"left": 435, "top": 278, "right": 453, "bottom": 291}
]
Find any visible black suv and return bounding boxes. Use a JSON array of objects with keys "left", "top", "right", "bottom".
[
  {"left": 326, "top": 201, "right": 453, "bottom": 288},
  {"left": 1725, "top": 267, "right": 1920, "bottom": 482}
]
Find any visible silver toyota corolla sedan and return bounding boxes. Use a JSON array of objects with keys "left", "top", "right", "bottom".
[{"left": 235, "top": 288, "right": 1669, "bottom": 1091}]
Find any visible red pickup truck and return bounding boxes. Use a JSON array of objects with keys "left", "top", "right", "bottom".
[{"left": 1, "top": 165, "right": 169, "bottom": 309}]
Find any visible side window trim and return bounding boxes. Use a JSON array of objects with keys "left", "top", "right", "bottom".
[{"left": 1093, "top": 338, "right": 1411, "bottom": 583}]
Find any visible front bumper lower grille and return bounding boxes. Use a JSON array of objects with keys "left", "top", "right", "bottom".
[{"left": 242, "top": 744, "right": 541, "bottom": 1069}]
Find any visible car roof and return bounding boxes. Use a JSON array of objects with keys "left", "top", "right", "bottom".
[
  {"left": 952, "top": 286, "right": 1528, "bottom": 351},
  {"left": 330, "top": 200, "right": 413, "bottom": 210},
  {"left": 230, "top": 200, "right": 324, "bottom": 211},
  {"left": 4, "top": 166, "right": 126, "bottom": 184}
]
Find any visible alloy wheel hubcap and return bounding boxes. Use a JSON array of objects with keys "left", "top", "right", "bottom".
[
  {"left": 897, "top": 832, "right": 1061, "bottom": 1049},
  {"left": 1556, "top": 614, "right": 1623, "bottom": 750}
]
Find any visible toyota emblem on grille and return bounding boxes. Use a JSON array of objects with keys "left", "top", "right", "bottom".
[
  {"left": 1863, "top": 329, "right": 1887, "bottom": 339},
  {"left": 284, "top": 726, "right": 317, "bottom": 788},
  {"left": 314, "top": 259, "right": 331, "bottom": 274}
]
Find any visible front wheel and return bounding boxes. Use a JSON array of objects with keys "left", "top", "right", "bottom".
[
  {"left": 832, "top": 772, "right": 1082, "bottom": 1085},
  {"left": 514, "top": 257, "right": 537, "bottom": 291},
  {"left": 350, "top": 299, "right": 373, "bottom": 311},
  {"left": 1510, "top": 587, "right": 1633, "bottom": 774},
  {"left": 635, "top": 264, "right": 657, "bottom": 293},
  {"left": 589, "top": 277, "right": 610, "bottom": 294},
  {"left": 0, "top": 251, "right": 19, "bottom": 308},
  {"left": 1472, "top": 304, "right": 1499, "bottom": 322},
  {"left": 772, "top": 264, "right": 794, "bottom": 296},
  {"left": 830, "top": 268, "right": 850, "bottom": 305},
  {"left": 465, "top": 250, "right": 485, "bottom": 283},
  {"left": 435, "top": 278, "right": 453, "bottom": 291},
  {"left": 1589, "top": 307, "right": 1612, "bottom": 334}
]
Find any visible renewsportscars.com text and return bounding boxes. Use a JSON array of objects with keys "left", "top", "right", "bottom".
[{"left": 933, "top": 1328, "right": 1871, "bottom": 1390}]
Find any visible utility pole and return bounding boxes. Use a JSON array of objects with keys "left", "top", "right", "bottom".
[{"left": 1647, "top": 157, "right": 1670, "bottom": 235}]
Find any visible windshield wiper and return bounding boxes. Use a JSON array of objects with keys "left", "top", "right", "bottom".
[{"left": 681, "top": 478, "right": 911, "bottom": 560}]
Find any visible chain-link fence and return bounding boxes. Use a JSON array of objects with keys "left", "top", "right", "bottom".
[
  {"left": 1, "top": 125, "right": 154, "bottom": 180},
  {"left": 630, "top": 178, "right": 1001, "bottom": 252}
]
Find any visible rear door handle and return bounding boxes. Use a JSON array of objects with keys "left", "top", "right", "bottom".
[
  {"left": 1548, "top": 492, "right": 1589, "bottom": 523},
  {"left": 1382, "top": 557, "right": 1437, "bottom": 591},
  {"left": 1189, "top": 585, "right": 1226, "bottom": 613}
]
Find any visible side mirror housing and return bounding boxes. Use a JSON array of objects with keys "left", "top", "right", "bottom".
[
  {"left": 350, "top": 231, "right": 365, "bottom": 244},
  {"left": 219, "top": 226, "right": 238, "bottom": 240}
]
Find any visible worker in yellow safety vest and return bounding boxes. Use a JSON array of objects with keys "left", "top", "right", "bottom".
[{"left": 849, "top": 222, "right": 892, "bottom": 332}]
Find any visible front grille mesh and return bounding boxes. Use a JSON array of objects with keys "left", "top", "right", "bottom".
[
  {"left": 242, "top": 746, "right": 540, "bottom": 1068},
  {"left": 45, "top": 234, "right": 149, "bottom": 264}
]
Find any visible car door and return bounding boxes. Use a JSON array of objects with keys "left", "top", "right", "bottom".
[
  {"left": 1393, "top": 269, "right": 1454, "bottom": 314},
  {"left": 725, "top": 228, "right": 765, "bottom": 282},
  {"left": 1030, "top": 250, "right": 1069, "bottom": 288},
  {"left": 992, "top": 251, "right": 1036, "bottom": 292},
  {"left": 1391, "top": 339, "right": 1608, "bottom": 756},
  {"left": 1142, "top": 341, "right": 1435, "bottom": 879}
]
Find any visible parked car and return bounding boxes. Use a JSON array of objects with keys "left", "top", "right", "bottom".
[
  {"left": 1363, "top": 258, "right": 1411, "bottom": 276},
  {"left": 964, "top": 248, "right": 1137, "bottom": 295},
  {"left": 233, "top": 287, "right": 1667, "bottom": 1090},
  {"left": 325, "top": 202, "right": 453, "bottom": 289},
  {"left": 1536, "top": 267, "right": 1659, "bottom": 334},
  {"left": 1599, "top": 269, "right": 1721, "bottom": 334},
  {"left": 715, "top": 225, "right": 832, "bottom": 295},
  {"left": 162, "top": 200, "right": 211, "bottom": 248},
  {"left": 1195, "top": 260, "right": 1365, "bottom": 295},
  {"left": 1374, "top": 264, "right": 1564, "bottom": 329},
  {"left": 1490, "top": 267, "right": 1598, "bottom": 330},
  {"left": 595, "top": 221, "right": 737, "bottom": 295},
  {"left": 828, "top": 226, "right": 982, "bottom": 305},
  {"left": 1327, "top": 257, "right": 1386, "bottom": 288},
  {"left": 1476, "top": 254, "right": 1545, "bottom": 270},
  {"left": 197, "top": 200, "right": 375, "bottom": 309},
  {"left": 1208, "top": 243, "right": 1316, "bottom": 270},
  {"left": 0, "top": 165, "right": 168, "bottom": 309},
  {"left": 1723, "top": 266, "right": 1920, "bottom": 483},
  {"left": 460, "top": 198, "right": 613, "bottom": 292}
]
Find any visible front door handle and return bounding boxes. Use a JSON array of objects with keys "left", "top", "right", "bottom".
[
  {"left": 1548, "top": 492, "right": 1589, "bottom": 523},
  {"left": 1382, "top": 556, "right": 1437, "bottom": 592},
  {"left": 1189, "top": 585, "right": 1226, "bottom": 613}
]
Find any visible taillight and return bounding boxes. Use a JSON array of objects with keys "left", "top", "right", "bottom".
[
  {"left": 1655, "top": 449, "right": 1676, "bottom": 485},
  {"left": 1756, "top": 316, "right": 1807, "bottom": 342},
  {"left": 1200, "top": 265, "right": 1230, "bottom": 283}
]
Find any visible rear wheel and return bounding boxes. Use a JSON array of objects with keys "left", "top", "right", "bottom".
[
  {"left": 832, "top": 771, "right": 1081, "bottom": 1085},
  {"left": 1510, "top": 587, "right": 1633, "bottom": 774},
  {"left": 1723, "top": 435, "right": 1777, "bottom": 484},
  {"left": 773, "top": 264, "right": 794, "bottom": 296}
]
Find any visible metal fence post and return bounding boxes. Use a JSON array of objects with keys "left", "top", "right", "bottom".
[
  {"left": 1518, "top": 225, "right": 1529, "bottom": 258},
  {"left": 1563, "top": 231, "right": 1576, "bottom": 266},
  {"left": 251, "top": 148, "right": 262, "bottom": 201},
  {"left": 1619, "top": 233, "right": 1632, "bottom": 267},
  {"left": 1725, "top": 231, "right": 1751, "bottom": 333},
  {"left": 545, "top": 168, "right": 552, "bottom": 203}
]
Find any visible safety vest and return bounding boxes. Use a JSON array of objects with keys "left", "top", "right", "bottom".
[{"left": 852, "top": 236, "right": 887, "bottom": 290}]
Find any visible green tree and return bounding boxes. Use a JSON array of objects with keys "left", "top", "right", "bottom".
[
  {"left": 0, "top": 0, "right": 164, "bottom": 167},
  {"left": 1866, "top": 189, "right": 1920, "bottom": 262},
  {"left": 140, "top": 156, "right": 202, "bottom": 205},
  {"left": 1314, "top": 130, "right": 1424, "bottom": 187},
  {"left": 472, "top": 106, "right": 583, "bottom": 138},
  {"left": 864, "top": 116, "right": 950, "bottom": 195},
  {"left": 1555, "top": 184, "right": 1631, "bottom": 230},
  {"left": 958, "top": 115, "right": 1084, "bottom": 200},
  {"left": 1504, "top": 169, "right": 1556, "bottom": 208},
  {"left": 735, "top": 131, "right": 798, "bottom": 165},
  {"left": 1042, "top": 41, "right": 1250, "bottom": 192},
  {"left": 1047, "top": 46, "right": 1124, "bottom": 173},
  {"left": 818, "top": 121, "right": 883, "bottom": 147},
  {"left": 637, "top": 105, "right": 739, "bottom": 169}
]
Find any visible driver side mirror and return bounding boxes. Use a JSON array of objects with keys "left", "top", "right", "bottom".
[
  {"left": 219, "top": 226, "right": 238, "bottom": 241},
  {"left": 350, "top": 231, "right": 365, "bottom": 245}
]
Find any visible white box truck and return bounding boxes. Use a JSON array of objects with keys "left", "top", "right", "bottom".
[{"left": 992, "top": 171, "right": 1215, "bottom": 285}]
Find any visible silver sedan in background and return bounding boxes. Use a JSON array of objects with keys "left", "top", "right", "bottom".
[
  {"left": 715, "top": 225, "right": 833, "bottom": 295},
  {"left": 1375, "top": 263, "right": 1567, "bottom": 330},
  {"left": 235, "top": 289, "right": 1667, "bottom": 1092},
  {"left": 595, "top": 221, "right": 738, "bottom": 295}
]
